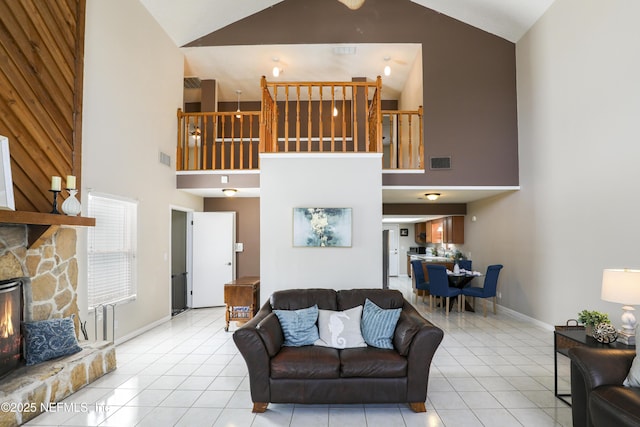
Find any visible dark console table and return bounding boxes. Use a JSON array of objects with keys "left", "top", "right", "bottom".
[{"left": 554, "top": 327, "right": 635, "bottom": 406}]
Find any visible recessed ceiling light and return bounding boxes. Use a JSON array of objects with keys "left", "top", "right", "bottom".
[{"left": 425, "top": 193, "right": 440, "bottom": 201}]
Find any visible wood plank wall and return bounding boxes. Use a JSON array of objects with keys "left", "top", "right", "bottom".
[{"left": 0, "top": 0, "right": 86, "bottom": 212}]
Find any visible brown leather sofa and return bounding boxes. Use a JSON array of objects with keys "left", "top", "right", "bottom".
[
  {"left": 233, "top": 288, "right": 444, "bottom": 413},
  {"left": 569, "top": 347, "right": 640, "bottom": 427}
]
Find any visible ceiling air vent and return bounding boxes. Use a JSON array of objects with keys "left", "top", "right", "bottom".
[
  {"left": 430, "top": 156, "right": 451, "bottom": 170},
  {"left": 183, "top": 77, "right": 201, "bottom": 89}
]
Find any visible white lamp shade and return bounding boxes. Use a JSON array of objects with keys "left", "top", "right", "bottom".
[{"left": 601, "top": 269, "right": 640, "bottom": 304}]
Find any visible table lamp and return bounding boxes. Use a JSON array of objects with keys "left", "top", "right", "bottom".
[{"left": 601, "top": 268, "right": 640, "bottom": 345}]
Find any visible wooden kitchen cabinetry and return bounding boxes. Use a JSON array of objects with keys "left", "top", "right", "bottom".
[
  {"left": 414, "top": 222, "right": 427, "bottom": 244},
  {"left": 428, "top": 219, "right": 443, "bottom": 244},
  {"left": 443, "top": 216, "right": 464, "bottom": 244}
]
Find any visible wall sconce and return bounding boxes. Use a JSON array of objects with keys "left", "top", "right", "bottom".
[
  {"left": 425, "top": 193, "right": 440, "bottom": 201},
  {"left": 222, "top": 188, "right": 237, "bottom": 197},
  {"left": 272, "top": 57, "right": 281, "bottom": 77},
  {"left": 235, "top": 90, "right": 242, "bottom": 119},
  {"left": 383, "top": 56, "right": 391, "bottom": 76}
]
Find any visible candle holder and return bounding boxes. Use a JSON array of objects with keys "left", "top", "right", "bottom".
[{"left": 49, "top": 189, "right": 61, "bottom": 214}]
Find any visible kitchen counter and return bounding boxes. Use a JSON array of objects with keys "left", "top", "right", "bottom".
[{"left": 407, "top": 253, "right": 451, "bottom": 262}]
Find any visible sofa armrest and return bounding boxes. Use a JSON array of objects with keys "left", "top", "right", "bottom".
[
  {"left": 568, "top": 347, "right": 636, "bottom": 427},
  {"left": 398, "top": 301, "right": 444, "bottom": 402},
  {"left": 232, "top": 300, "right": 276, "bottom": 403}
]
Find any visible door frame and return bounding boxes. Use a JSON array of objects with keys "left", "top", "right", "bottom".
[
  {"left": 170, "top": 205, "right": 194, "bottom": 309},
  {"left": 383, "top": 224, "right": 400, "bottom": 277}
]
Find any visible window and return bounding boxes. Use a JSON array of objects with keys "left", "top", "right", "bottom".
[{"left": 87, "top": 193, "right": 137, "bottom": 309}]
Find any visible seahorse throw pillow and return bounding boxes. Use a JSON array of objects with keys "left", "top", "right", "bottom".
[{"left": 314, "top": 305, "right": 366, "bottom": 349}]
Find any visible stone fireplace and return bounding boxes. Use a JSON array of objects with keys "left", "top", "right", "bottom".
[{"left": 0, "top": 225, "right": 116, "bottom": 427}]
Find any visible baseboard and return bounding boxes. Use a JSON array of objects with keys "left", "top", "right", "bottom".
[
  {"left": 496, "top": 303, "right": 554, "bottom": 331},
  {"left": 114, "top": 314, "right": 172, "bottom": 345}
]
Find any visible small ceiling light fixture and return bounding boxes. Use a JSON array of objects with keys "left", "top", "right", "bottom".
[
  {"left": 272, "top": 57, "right": 280, "bottom": 77},
  {"left": 425, "top": 193, "right": 440, "bottom": 201},
  {"left": 222, "top": 188, "right": 237, "bottom": 197},
  {"left": 338, "top": 0, "right": 365, "bottom": 10},
  {"left": 383, "top": 56, "right": 391, "bottom": 76},
  {"left": 235, "top": 90, "right": 242, "bottom": 118},
  {"left": 333, "top": 106, "right": 339, "bottom": 117}
]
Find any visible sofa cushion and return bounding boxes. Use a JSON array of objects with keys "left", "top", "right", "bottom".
[
  {"left": 393, "top": 310, "right": 422, "bottom": 356},
  {"left": 273, "top": 305, "right": 319, "bottom": 347},
  {"left": 271, "top": 346, "right": 340, "bottom": 379},
  {"left": 340, "top": 347, "right": 407, "bottom": 378},
  {"left": 361, "top": 298, "right": 401, "bottom": 349},
  {"left": 624, "top": 325, "right": 640, "bottom": 386},
  {"left": 271, "top": 289, "right": 338, "bottom": 310},
  {"left": 315, "top": 305, "right": 367, "bottom": 349},
  {"left": 256, "top": 313, "right": 284, "bottom": 357},
  {"left": 590, "top": 386, "right": 640, "bottom": 427},
  {"left": 337, "top": 289, "right": 405, "bottom": 311}
]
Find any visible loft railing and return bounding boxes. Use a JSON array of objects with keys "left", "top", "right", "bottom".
[
  {"left": 177, "top": 78, "right": 423, "bottom": 171},
  {"left": 177, "top": 109, "right": 260, "bottom": 171},
  {"left": 260, "top": 76, "right": 382, "bottom": 154},
  {"left": 382, "top": 106, "right": 424, "bottom": 169}
]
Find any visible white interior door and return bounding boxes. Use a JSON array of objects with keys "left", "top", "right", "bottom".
[
  {"left": 384, "top": 224, "right": 399, "bottom": 276},
  {"left": 192, "top": 212, "right": 236, "bottom": 307}
]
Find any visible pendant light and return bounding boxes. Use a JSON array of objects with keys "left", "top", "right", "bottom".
[
  {"left": 383, "top": 56, "right": 391, "bottom": 76},
  {"left": 235, "top": 90, "right": 242, "bottom": 119}
]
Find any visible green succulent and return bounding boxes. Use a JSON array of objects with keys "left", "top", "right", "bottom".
[{"left": 577, "top": 310, "right": 610, "bottom": 326}]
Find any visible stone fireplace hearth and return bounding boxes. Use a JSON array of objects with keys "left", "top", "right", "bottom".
[{"left": 0, "top": 225, "right": 116, "bottom": 427}]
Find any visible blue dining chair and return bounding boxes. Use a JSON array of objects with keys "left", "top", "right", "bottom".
[
  {"left": 458, "top": 259, "right": 472, "bottom": 271},
  {"left": 411, "top": 260, "right": 429, "bottom": 303},
  {"left": 461, "top": 264, "right": 503, "bottom": 316},
  {"left": 425, "top": 264, "right": 462, "bottom": 315}
]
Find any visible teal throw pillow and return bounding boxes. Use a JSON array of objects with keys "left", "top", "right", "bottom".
[
  {"left": 273, "top": 304, "right": 319, "bottom": 347},
  {"left": 361, "top": 298, "right": 401, "bottom": 349}
]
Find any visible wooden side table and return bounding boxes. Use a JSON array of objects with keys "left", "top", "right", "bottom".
[
  {"left": 554, "top": 327, "right": 634, "bottom": 406},
  {"left": 224, "top": 276, "right": 260, "bottom": 332}
]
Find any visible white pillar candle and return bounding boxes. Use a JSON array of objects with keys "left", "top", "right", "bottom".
[
  {"left": 51, "top": 176, "right": 61, "bottom": 191},
  {"left": 66, "top": 175, "right": 76, "bottom": 190}
]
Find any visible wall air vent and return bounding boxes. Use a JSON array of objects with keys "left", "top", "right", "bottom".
[
  {"left": 183, "top": 77, "right": 201, "bottom": 89},
  {"left": 430, "top": 156, "right": 451, "bottom": 170}
]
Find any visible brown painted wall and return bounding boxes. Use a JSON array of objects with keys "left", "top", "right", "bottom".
[
  {"left": 187, "top": 0, "right": 518, "bottom": 187},
  {"left": 0, "top": 0, "right": 85, "bottom": 212},
  {"left": 203, "top": 197, "right": 260, "bottom": 278}
]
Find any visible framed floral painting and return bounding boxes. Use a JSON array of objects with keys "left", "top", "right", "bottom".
[{"left": 293, "top": 208, "right": 352, "bottom": 247}]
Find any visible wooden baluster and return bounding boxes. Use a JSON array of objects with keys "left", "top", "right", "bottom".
[
  {"left": 307, "top": 85, "right": 312, "bottom": 152},
  {"left": 398, "top": 114, "right": 404, "bottom": 169},
  {"left": 353, "top": 85, "right": 358, "bottom": 152},
  {"left": 330, "top": 85, "right": 335, "bottom": 152},
  {"left": 221, "top": 116, "right": 226, "bottom": 169},
  {"left": 212, "top": 115, "right": 218, "bottom": 170},
  {"left": 342, "top": 86, "right": 347, "bottom": 152},
  {"left": 418, "top": 106, "right": 424, "bottom": 169},
  {"left": 408, "top": 113, "right": 414, "bottom": 169},
  {"left": 296, "top": 86, "right": 301, "bottom": 152},
  {"left": 318, "top": 85, "right": 323, "bottom": 152},
  {"left": 284, "top": 85, "right": 289, "bottom": 152},
  {"left": 364, "top": 85, "right": 370, "bottom": 152},
  {"left": 249, "top": 115, "right": 254, "bottom": 169}
]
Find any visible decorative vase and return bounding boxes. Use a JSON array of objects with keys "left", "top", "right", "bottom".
[
  {"left": 453, "top": 262, "right": 460, "bottom": 274},
  {"left": 585, "top": 324, "right": 594, "bottom": 337},
  {"left": 62, "top": 189, "right": 81, "bottom": 216}
]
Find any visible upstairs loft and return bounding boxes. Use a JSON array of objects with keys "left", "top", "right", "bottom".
[{"left": 177, "top": 77, "right": 423, "bottom": 173}]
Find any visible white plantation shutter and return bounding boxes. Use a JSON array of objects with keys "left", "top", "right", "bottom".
[{"left": 87, "top": 193, "right": 137, "bottom": 309}]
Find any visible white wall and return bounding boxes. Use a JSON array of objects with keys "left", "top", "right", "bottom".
[
  {"left": 260, "top": 154, "right": 382, "bottom": 303},
  {"left": 81, "top": 0, "right": 202, "bottom": 340},
  {"left": 466, "top": 0, "right": 640, "bottom": 328}
]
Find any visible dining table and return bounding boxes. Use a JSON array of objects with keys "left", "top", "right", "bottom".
[{"left": 447, "top": 270, "right": 482, "bottom": 312}]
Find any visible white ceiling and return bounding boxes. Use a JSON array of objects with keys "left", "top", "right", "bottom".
[{"left": 140, "top": 0, "right": 548, "bottom": 208}]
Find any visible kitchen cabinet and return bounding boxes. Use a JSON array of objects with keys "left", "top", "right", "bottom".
[
  {"left": 443, "top": 216, "right": 464, "bottom": 244},
  {"left": 414, "top": 222, "right": 427, "bottom": 244},
  {"left": 428, "top": 219, "right": 443, "bottom": 244}
]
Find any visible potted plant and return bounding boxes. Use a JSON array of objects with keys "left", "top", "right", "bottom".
[{"left": 578, "top": 310, "right": 611, "bottom": 336}]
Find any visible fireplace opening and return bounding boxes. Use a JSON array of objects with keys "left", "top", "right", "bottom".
[{"left": 0, "top": 278, "right": 23, "bottom": 379}]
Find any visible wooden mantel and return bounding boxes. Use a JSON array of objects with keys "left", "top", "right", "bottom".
[{"left": 0, "top": 211, "right": 95, "bottom": 249}]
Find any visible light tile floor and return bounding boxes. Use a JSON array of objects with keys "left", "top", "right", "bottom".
[{"left": 27, "top": 277, "right": 573, "bottom": 426}]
